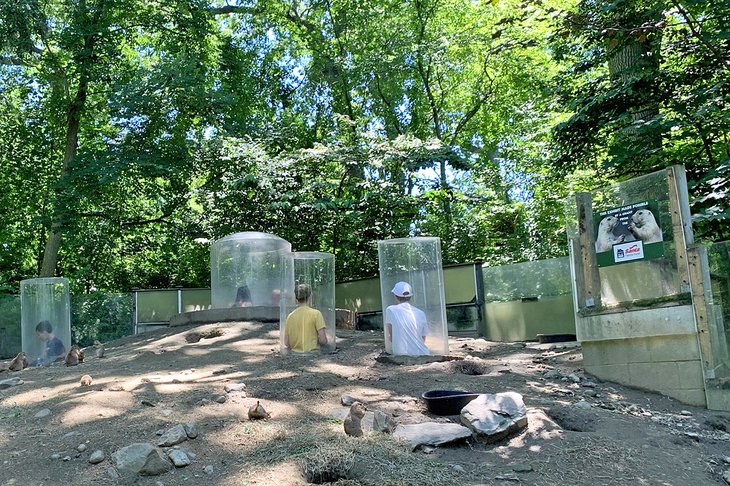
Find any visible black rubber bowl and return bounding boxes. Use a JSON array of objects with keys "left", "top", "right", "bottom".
[{"left": 421, "top": 390, "right": 481, "bottom": 415}]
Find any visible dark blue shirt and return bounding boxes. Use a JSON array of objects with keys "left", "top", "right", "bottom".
[{"left": 46, "top": 336, "right": 65, "bottom": 359}]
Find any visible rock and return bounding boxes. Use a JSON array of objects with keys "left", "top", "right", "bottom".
[
  {"left": 214, "top": 395, "right": 227, "bottom": 404},
  {"left": 567, "top": 374, "right": 581, "bottom": 383},
  {"left": 680, "top": 410, "right": 693, "bottom": 416},
  {"left": 161, "top": 409, "right": 173, "bottom": 417},
  {"left": 583, "top": 389, "right": 597, "bottom": 398},
  {"left": 158, "top": 425, "right": 189, "bottom": 447},
  {"left": 198, "top": 398, "right": 211, "bottom": 406},
  {"left": 77, "top": 444, "right": 87, "bottom": 452},
  {"left": 460, "top": 392, "right": 528, "bottom": 442},
  {"left": 723, "top": 456, "right": 730, "bottom": 465},
  {"left": 224, "top": 383, "right": 247, "bottom": 393},
  {"left": 51, "top": 454, "right": 61, "bottom": 460},
  {"left": 543, "top": 370, "right": 560, "bottom": 379},
  {"left": 512, "top": 463, "right": 533, "bottom": 472},
  {"left": 373, "top": 410, "right": 395, "bottom": 433},
  {"left": 34, "top": 408, "right": 51, "bottom": 418},
  {"left": 450, "top": 464, "right": 465, "bottom": 473},
  {"left": 89, "top": 450, "right": 106, "bottom": 464},
  {"left": 723, "top": 470, "right": 730, "bottom": 485},
  {"left": 62, "top": 456, "right": 71, "bottom": 461},
  {"left": 168, "top": 450, "right": 190, "bottom": 467},
  {"left": 111, "top": 443, "right": 172, "bottom": 477},
  {"left": 203, "top": 465, "right": 214, "bottom": 475},
  {"left": 0, "top": 377, "right": 24, "bottom": 390},
  {"left": 107, "top": 467, "right": 121, "bottom": 479},
  {"left": 341, "top": 394, "right": 357, "bottom": 406},
  {"left": 183, "top": 423, "right": 199, "bottom": 439},
  {"left": 393, "top": 422, "right": 472, "bottom": 450},
  {"left": 582, "top": 381, "right": 597, "bottom": 388},
  {"left": 62, "top": 431, "right": 80, "bottom": 440},
  {"left": 574, "top": 400, "right": 592, "bottom": 410}
]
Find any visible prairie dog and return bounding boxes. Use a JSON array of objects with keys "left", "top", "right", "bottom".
[
  {"left": 8, "top": 352, "right": 28, "bottom": 372},
  {"left": 66, "top": 345, "right": 82, "bottom": 367},
  {"left": 95, "top": 342, "right": 106, "bottom": 359},
  {"left": 343, "top": 402, "right": 367, "bottom": 437},
  {"left": 248, "top": 401, "right": 271, "bottom": 420},
  {"left": 595, "top": 216, "right": 625, "bottom": 252},
  {"left": 80, "top": 374, "right": 93, "bottom": 386},
  {"left": 628, "top": 209, "right": 663, "bottom": 244}
]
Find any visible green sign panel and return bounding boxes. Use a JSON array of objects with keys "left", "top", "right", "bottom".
[{"left": 593, "top": 200, "right": 664, "bottom": 267}]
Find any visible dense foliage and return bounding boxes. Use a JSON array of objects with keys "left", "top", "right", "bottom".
[{"left": 0, "top": 0, "right": 727, "bottom": 293}]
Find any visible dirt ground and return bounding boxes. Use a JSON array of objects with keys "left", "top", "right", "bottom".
[{"left": 1, "top": 321, "right": 730, "bottom": 486}]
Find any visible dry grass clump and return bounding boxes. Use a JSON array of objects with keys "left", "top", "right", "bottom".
[
  {"left": 243, "top": 425, "right": 463, "bottom": 485},
  {"left": 451, "top": 359, "right": 488, "bottom": 375}
]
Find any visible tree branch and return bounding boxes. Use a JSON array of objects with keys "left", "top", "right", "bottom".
[{"left": 207, "top": 5, "right": 254, "bottom": 15}]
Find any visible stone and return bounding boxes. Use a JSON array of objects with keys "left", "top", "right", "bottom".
[
  {"left": 582, "top": 381, "right": 597, "bottom": 388},
  {"left": 450, "top": 464, "right": 465, "bottom": 473},
  {"left": 77, "top": 444, "right": 87, "bottom": 452},
  {"left": 583, "top": 389, "right": 597, "bottom": 398},
  {"left": 214, "top": 395, "right": 227, "bottom": 404},
  {"left": 168, "top": 450, "right": 190, "bottom": 467},
  {"left": 680, "top": 410, "right": 693, "bottom": 416},
  {"left": 543, "top": 370, "right": 560, "bottom": 379},
  {"left": 107, "top": 467, "right": 120, "bottom": 479},
  {"left": 723, "top": 470, "right": 730, "bottom": 485},
  {"left": 460, "top": 392, "right": 528, "bottom": 443},
  {"left": 62, "top": 456, "right": 71, "bottom": 461},
  {"left": 0, "top": 377, "right": 24, "bottom": 390},
  {"left": 51, "top": 454, "right": 61, "bottom": 460},
  {"left": 373, "top": 410, "right": 394, "bottom": 433},
  {"left": 567, "top": 374, "right": 581, "bottom": 383},
  {"left": 34, "top": 409, "right": 51, "bottom": 418},
  {"left": 203, "top": 465, "right": 214, "bottom": 475},
  {"left": 89, "top": 450, "right": 106, "bottom": 464},
  {"left": 340, "top": 394, "right": 357, "bottom": 406},
  {"left": 512, "top": 463, "right": 533, "bottom": 472},
  {"left": 183, "top": 422, "right": 199, "bottom": 439},
  {"left": 161, "top": 409, "right": 173, "bottom": 417},
  {"left": 158, "top": 425, "right": 189, "bottom": 447},
  {"left": 393, "top": 422, "right": 472, "bottom": 450},
  {"left": 224, "top": 383, "right": 247, "bottom": 393},
  {"left": 198, "top": 398, "right": 211, "bottom": 406},
  {"left": 111, "top": 443, "right": 173, "bottom": 477},
  {"left": 62, "top": 432, "right": 80, "bottom": 440},
  {"left": 574, "top": 400, "right": 592, "bottom": 410}
]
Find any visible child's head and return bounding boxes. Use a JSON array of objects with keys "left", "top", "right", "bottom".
[
  {"left": 35, "top": 320, "right": 53, "bottom": 341},
  {"left": 295, "top": 284, "right": 311, "bottom": 303}
]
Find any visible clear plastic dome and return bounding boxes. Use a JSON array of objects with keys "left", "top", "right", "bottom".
[
  {"left": 280, "top": 252, "right": 336, "bottom": 354},
  {"left": 377, "top": 238, "right": 449, "bottom": 355},
  {"left": 20, "top": 277, "right": 71, "bottom": 365},
  {"left": 210, "top": 232, "right": 291, "bottom": 309}
]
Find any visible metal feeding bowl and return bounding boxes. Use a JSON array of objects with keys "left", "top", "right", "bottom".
[{"left": 421, "top": 390, "right": 481, "bottom": 416}]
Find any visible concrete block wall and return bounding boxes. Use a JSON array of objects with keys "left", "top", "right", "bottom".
[{"left": 582, "top": 333, "right": 706, "bottom": 406}]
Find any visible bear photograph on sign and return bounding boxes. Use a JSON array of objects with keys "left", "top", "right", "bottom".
[{"left": 593, "top": 201, "right": 664, "bottom": 267}]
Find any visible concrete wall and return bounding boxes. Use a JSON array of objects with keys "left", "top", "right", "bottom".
[
  {"left": 582, "top": 333, "right": 705, "bottom": 406},
  {"left": 578, "top": 305, "right": 705, "bottom": 406}
]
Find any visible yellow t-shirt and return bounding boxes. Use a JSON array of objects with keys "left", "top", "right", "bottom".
[{"left": 285, "top": 305, "right": 326, "bottom": 353}]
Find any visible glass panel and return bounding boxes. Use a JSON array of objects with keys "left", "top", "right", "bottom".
[
  {"left": 21, "top": 277, "right": 71, "bottom": 364},
  {"left": 211, "top": 232, "right": 291, "bottom": 308},
  {"left": 565, "top": 169, "right": 681, "bottom": 309},
  {"left": 706, "top": 241, "right": 730, "bottom": 383},
  {"left": 378, "top": 237, "right": 449, "bottom": 355},
  {"left": 136, "top": 290, "right": 178, "bottom": 323}
]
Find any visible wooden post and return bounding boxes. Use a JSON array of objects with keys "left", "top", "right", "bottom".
[
  {"left": 687, "top": 246, "right": 715, "bottom": 376},
  {"left": 575, "top": 192, "right": 601, "bottom": 309},
  {"left": 667, "top": 165, "right": 693, "bottom": 293}
]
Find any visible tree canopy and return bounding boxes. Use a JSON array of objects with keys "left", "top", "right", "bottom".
[{"left": 0, "top": 0, "right": 727, "bottom": 292}]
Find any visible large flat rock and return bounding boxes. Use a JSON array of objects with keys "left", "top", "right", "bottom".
[
  {"left": 460, "top": 392, "right": 528, "bottom": 442},
  {"left": 393, "top": 422, "right": 472, "bottom": 450},
  {"left": 169, "top": 306, "right": 279, "bottom": 327}
]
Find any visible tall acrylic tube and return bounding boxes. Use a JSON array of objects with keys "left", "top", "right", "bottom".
[
  {"left": 210, "top": 232, "right": 291, "bottom": 309},
  {"left": 280, "top": 252, "right": 336, "bottom": 354},
  {"left": 377, "top": 237, "right": 449, "bottom": 355},
  {"left": 20, "top": 277, "right": 71, "bottom": 365}
]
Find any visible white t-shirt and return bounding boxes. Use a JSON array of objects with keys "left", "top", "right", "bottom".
[{"left": 385, "top": 302, "right": 430, "bottom": 356}]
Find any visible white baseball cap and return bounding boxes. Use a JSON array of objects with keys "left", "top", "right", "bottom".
[{"left": 391, "top": 281, "right": 413, "bottom": 297}]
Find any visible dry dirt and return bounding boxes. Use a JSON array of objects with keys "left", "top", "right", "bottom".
[{"left": 1, "top": 321, "right": 730, "bottom": 486}]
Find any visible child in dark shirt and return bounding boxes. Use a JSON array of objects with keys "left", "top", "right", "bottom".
[{"left": 35, "top": 320, "right": 66, "bottom": 365}]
